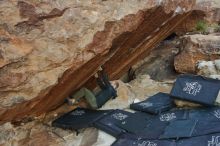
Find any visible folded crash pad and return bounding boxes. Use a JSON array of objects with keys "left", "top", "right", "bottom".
[
  {"left": 117, "top": 109, "right": 188, "bottom": 139},
  {"left": 158, "top": 109, "right": 188, "bottom": 122},
  {"left": 188, "top": 107, "right": 220, "bottom": 122},
  {"left": 177, "top": 132, "right": 220, "bottom": 146},
  {"left": 160, "top": 119, "right": 198, "bottom": 139},
  {"left": 112, "top": 133, "right": 220, "bottom": 146},
  {"left": 130, "top": 92, "right": 175, "bottom": 114},
  {"left": 94, "top": 109, "right": 133, "bottom": 137},
  {"left": 160, "top": 108, "right": 220, "bottom": 139},
  {"left": 52, "top": 108, "right": 112, "bottom": 131},
  {"left": 192, "top": 120, "right": 220, "bottom": 137},
  {"left": 142, "top": 109, "right": 188, "bottom": 139},
  {"left": 116, "top": 112, "right": 152, "bottom": 134},
  {"left": 171, "top": 74, "right": 220, "bottom": 106}
]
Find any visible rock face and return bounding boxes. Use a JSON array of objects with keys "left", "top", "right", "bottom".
[
  {"left": 134, "top": 39, "right": 179, "bottom": 81},
  {"left": 0, "top": 0, "right": 220, "bottom": 122},
  {"left": 174, "top": 34, "right": 220, "bottom": 73},
  {"left": 196, "top": 59, "right": 220, "bottom": 78}
]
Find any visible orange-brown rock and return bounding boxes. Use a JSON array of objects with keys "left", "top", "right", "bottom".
[
  {"left": 0, "top": 0, "right": 220, "bottom": 123},
  {"left": 174, "top": 34, "right": 220, "bottom": 73}
]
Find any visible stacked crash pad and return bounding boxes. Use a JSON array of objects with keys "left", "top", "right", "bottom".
[{"left": 52, "top": 74, "right": 220, "bottom": 146}]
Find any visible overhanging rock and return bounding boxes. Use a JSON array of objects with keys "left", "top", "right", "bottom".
[{"left": 0, "top": 0, "right": 219, "bottom": 123}]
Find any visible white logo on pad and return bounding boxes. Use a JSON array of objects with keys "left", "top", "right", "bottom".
[
  {"left": 160, "top": 113, "right": 176, "bottom": 121},
  {"left": 112, "top": 113, "right": 128, "bottom": 121},
  {"left": 71, "top": 110, "right": 85, "bottom": 116},
  {"left": 214, "top": 110, "right": 220, "bottom": 119},
  {"left": 183, "top": 82, "right": 202, "bottom": 96},
  {"left": 208, "top": 136, "right": 220, "bottom": 146},
  {"left": 138, "top": 141, "right": 157, "bottom": 146}
]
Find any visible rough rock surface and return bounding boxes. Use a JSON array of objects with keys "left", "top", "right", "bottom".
[
  {"left": 134, "top": 39, "right": 179, "bottom": 81},
  {"left": 196, "top": 59, "right": 220, "bottom": 78},
  {"left": 174, "top": 34, "right": 220, "bottom": 73},
  {"left": 0, "top": 0, "right": 220, "bottom": 122}
]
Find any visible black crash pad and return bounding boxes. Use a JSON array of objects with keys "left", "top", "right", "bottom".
[
  {"left": 111, "top": 134, "right": 176, "bottom": 146},
  {"left": 171, "top": 74, "right": 220, "bottom": 106},
  {"left": 52, "top": 108, "right": 112, "bottom": 131},
  {"left": 160, "top": 119, "right": 198, "bottom": 139},
  {"left": 94, "top": 109, "right": 133, "bottom": 137},
  {"left": 130, "top": 92, "right": 175, "bottom": 114}
]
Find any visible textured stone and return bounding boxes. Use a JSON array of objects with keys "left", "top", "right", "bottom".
[
  {"left": 0, "top": 0, "right": 151, "bottom": 122},
  {"left": 196, "top": 59, "right": 220, "bottom": 78},
  {"left": 101, "top": 75, "right": 173, "bottom": 110},
  {"left": 174, "top": 34, "right": 220, "bottom": 73},
  {"left": 129, "top": 75, "right": 173, "bottom": 100},
  {"left": 100, "top": 80, "right": 135, "bottom": 110},
  {"left": 134, "top": 39, "right": 179, "bottom": 81},
  {"left": 0, "top": 0, "right": 220, "bottom": 122}
]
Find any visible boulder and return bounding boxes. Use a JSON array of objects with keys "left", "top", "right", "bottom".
[
  {"left": 174, "top": 34, "right": 220, "bottom": 73},
  {"left": 196, "top": 59, "right": 220, "bottom": 79}
]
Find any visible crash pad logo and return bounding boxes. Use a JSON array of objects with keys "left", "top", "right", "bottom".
[
  {"left": 138, "top": 141, "right": 157, "bottom": 146},
  {"left": 71, "top": 110, "right": 85, "bottom": 116},
  {"left": 183, "top": 82, "right": 202, "bottom": 96},
  {"left": 214, "top": 110, "right": 220, "bottom": 119},
  {"left": 112, "top": 113, "right": 128, "bottom": 121},
  {"left": 208, "top": 136, "right": 220, "bottom": 146},
  {"left": 160, "top": 113, "right": 176, "bottom": 121},
  {"left": 139, "top": 102, "right": 153, "bottom": 108}
]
